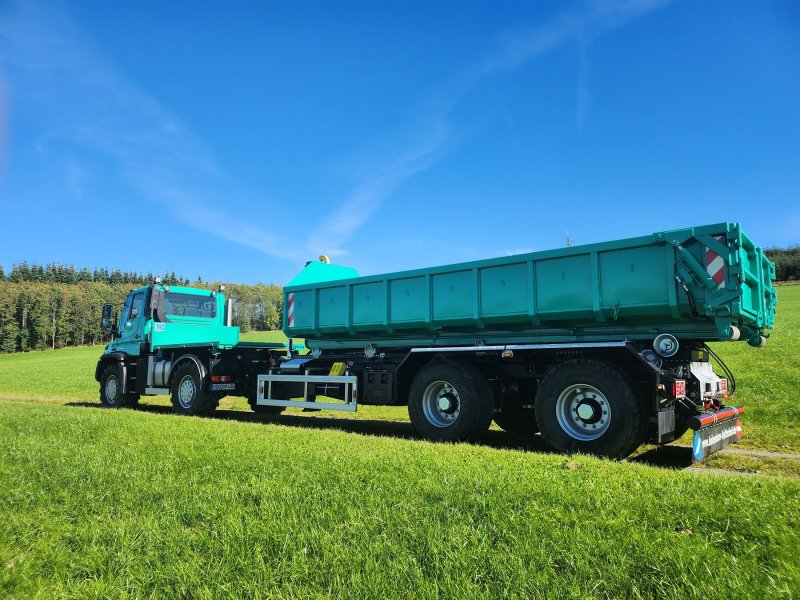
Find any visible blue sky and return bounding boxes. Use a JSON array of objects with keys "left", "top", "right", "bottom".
[{"left": 0, "top": 0, "right": 798, "bottom": 284}]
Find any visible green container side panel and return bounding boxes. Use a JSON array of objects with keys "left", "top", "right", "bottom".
[
  {"left": 390, "top": 277, "right": 428, "bottom": 326},
  {"left": 480, "top": 263, "right": 528, "bottom": 318},
  {"left": 284, "top": 223, "right": 777, "bottom": 348},
  {"left": 432, "top": 271, "right": 473, "bottom": 323},
  {"left": 352, "top": 281, "right": 386, "bottom": 328},
  {"left": 535, "top": 255, "right": 593, "bottom": 315}
]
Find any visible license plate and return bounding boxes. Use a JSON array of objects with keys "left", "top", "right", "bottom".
[
  {"left": 210, "top": 383, "right": 236, "bottom": 391},
  {"left": 692, "top": 418, "right": 742, "bottom": 461}
]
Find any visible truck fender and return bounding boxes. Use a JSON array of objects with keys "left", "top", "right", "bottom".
[
  {"left": 167, "top": 353, "right": 208, "bottom": 389},
  {"left": 95, "top": 352, "right": 130, "bottom": 395}
]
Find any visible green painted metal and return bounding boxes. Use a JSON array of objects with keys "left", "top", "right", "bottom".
[
  {"left": 104, "top": 285, "right": 301, "bottom": 358},
  {"left": 284, "top": 223, "right": 776, "bottom": 349},
  {"left": 104, "top": 285, "right": 239, "bottom": 356},
  {"left": 286, "top": 261, "right": 360, "bottom": 287},
  {"left": 149, "top": 286, "right": 240, "bottom": 350}
]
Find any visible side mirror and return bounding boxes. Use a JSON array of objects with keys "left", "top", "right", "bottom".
[{"left": 101, "top": 304, "right": 114, "bottom": 331}]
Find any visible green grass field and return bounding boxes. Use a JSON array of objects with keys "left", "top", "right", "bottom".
[
  {"left": 1, "top": 288, "right": 799, "bottom": 597},
  {"left": 2, "top": 402, "right": 798, "bottom": 598}
]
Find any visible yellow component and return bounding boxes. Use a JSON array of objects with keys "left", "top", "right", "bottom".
[
  {"left": 319, "top": 255, "right": 331, "bottom": 264},
  {"left": 328, "top": 362, "right": 346, "bottom": 376}
]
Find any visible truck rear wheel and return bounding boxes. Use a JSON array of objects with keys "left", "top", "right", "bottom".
[
  {"left": 494, "top": 406, "right": 539, "bottom": 435},
  {"left": 99, "top": 363, "right": 139, "bottom": 408},
  {"left": 171, "top": 362, "right": 218, "bottom": 416},
  {"left": 408, "top": 360, "right": 494, "bottom": 442},
  {"left": 534, "top": 360, "right": 646, "bottom": 459}
]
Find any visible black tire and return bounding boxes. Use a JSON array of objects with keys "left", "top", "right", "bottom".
[
  {"left": 494, "top": 406, "right": 539, "bottom": 435},
  {"left": 170, "top": 362, "right": 218, "bottom": 416},
  {"left": 99, "top": 363, "right": 139, "bottom": 408},
  {"left": 408, "top": 360, "right": 494, "bottom": 442},
  {"left": 247, "top": 397, "right": 285, "bottom": 415},
  {"left": 534, "top": 360, "right": 648, "bottom": 459}
]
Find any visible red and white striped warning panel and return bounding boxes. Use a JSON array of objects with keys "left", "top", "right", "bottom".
[
  {"left": 705, "top": 235, "right": 726, "bottom": 289},
  {"left": 287, "top": 292, "right": 295, "bottom": 327}
]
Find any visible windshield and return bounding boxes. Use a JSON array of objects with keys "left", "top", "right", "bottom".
[
  {"left": 164, "top": 292, "right": 216, "bottom": 318},
  {"left": 119, "top": 295, "right": 132, "bottom": 329}
]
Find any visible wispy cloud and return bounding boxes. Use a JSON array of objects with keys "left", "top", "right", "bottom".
[
  {"left": 313, "top": 0, "right": 671, "bottom": 256},
  {"left": 0, "top": 0, "right": 669, "bottom": 265}
]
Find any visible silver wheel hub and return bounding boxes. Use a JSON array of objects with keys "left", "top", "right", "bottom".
[
  {"left": 178, "top": 376, "right": 196, "bottom": 409},
  {"left": 576, "top": 403, "right": 594, "bottom": 420},
  {"left": 422, "top": 380, "right": 461, "bottom": 428},
  {"left": 105, "top": 376, "right": 118, "bottom": 403},
  {"left": 555, "top": 383, "right": 611, "bottom": 441}
]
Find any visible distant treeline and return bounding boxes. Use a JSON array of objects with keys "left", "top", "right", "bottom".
[
  {"left": 0, "top": 263, "right": 282, "bottom": 353},
  {"left": 0, "top": 262, "right": 197, "bottom": 286},
  {"left": 765, "top": 246, "right": 800, "bottom": 282}
]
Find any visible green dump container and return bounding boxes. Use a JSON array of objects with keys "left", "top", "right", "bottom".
[{"left": 284, "top": 223, "right": 776, "bottom": 349}]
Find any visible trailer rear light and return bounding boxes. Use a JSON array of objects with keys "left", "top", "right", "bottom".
[
  {"left": 211, "top": 375, "right": 232, "bottom": 383},
  {"left": 671, "top": 380, "right": 686, "bottom": 398}
]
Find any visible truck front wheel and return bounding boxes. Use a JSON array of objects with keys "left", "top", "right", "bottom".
[
  {"left": 534, "top": 360, "right": 647, "bottom": 459},
  {"left": 99, "top": 363, "right": 139, "bottom": 408},
  {"left": 171, "top": 362, "right": 218, "bottom": 416},
  {"left": 408, "top": 360, "right": 493, "bottom": 442}
]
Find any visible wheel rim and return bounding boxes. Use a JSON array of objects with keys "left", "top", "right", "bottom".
[
  {"left": 555, "top": 383, "right": 611, "bottom": 441},
  {"left": 105, "top": 375, "right": 119, "bottom": 404},
  {"left": 178, "top": 375, "right": 196, "bottom": 409},
  {"left": 422, "top": 380, "right": 461, "bottom": 428}
]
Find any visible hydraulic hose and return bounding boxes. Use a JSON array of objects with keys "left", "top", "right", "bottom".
[{"left": 703, "top": 343, "right": 736, "bottom": 396}]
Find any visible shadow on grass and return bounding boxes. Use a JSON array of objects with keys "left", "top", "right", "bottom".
[
  {"left": 66, "top": 401, "right": 551, "bottom": 453},
  {"left": 65, "top": 401, "right": 694, "bottom": 468},
  {"left": 629, "top": 445, "right": 694, "bottom": 469}
]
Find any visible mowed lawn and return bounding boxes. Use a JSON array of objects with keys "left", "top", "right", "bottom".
[
  {"left": 0, "top": 288, "right": 799, "bottom": 597},
  {"left": 1, "top": 402, "right": 799, "bottom": 598}
]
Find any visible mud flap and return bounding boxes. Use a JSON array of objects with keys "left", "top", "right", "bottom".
[{"left": 689, "top": 406, "right": 744, "bottom": 461}]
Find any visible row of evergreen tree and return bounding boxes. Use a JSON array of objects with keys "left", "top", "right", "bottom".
[
  {"left": 0, "top": 279, "right": 283, "bottom": 354},
  {"left": 0, "top": 262, "right": 198, "bottom": 285}
]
